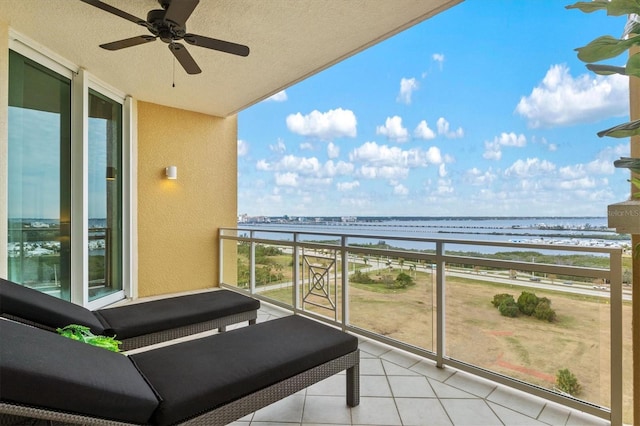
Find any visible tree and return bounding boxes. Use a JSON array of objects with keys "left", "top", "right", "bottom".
[
  {"left": 533, "top": 298, "right": 556, "bottom": 322},
  {"left": 498, "top": 299, "right": 520, "bottom": 318},
  {"left": 517, "top": 291, "right": 539, "bottom": 316},
  {"left": 492, "top": 293, "right": 514, "bottom": 308},
  {"left": 492, "top": 293, "right": 519, "bottom": 317},
  {"left": 394, "top": 272, "right": 414, "bottom": 288}
]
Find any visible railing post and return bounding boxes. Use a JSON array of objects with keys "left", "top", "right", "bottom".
[
  {"left": 610, "top": 250, "right": 623, "bottom": 426},
  {"left": 436, "top": 241, "right": 445, "bottom": 368},
  {"left": 341, "top": 235, "right": 349, "bottom": 330},
  {"left": 293, "top": 233, "right": 300, "bottom": 312},
  {"left": 249, "top": 231, "right": 256, "bottom": 295}
]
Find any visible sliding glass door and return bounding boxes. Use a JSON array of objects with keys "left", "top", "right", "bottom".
[
  {"left": 88, "top": 90, "right": 123, "bottom": 301},
  {"left": 7, "top": 48, "right": 126, "bottom": 305},
  {"left": 8, "top": 50, "right": 72, "bottom": 300}
]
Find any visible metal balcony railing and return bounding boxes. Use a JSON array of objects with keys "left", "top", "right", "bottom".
[{"left": 219, "top": 227, "right": 627, "bottom": 425}]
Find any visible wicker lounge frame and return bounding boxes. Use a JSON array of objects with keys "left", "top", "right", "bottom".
[
  {"left": 0, "top": 350, "right": 359, "bottom": 426},
  {"left": 3, "top": 310, "right": 257, "bottom": 351},
  {"left": 0, "top": 278, "right": 260, "bottom": 350}
]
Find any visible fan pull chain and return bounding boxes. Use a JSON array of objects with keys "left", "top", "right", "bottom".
[{"left": 172, "top": 54, "right": 176, "bottom": 88}]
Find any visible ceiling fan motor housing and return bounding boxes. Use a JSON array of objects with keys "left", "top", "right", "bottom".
[{"left": 147, "top": 9, "right": 186, "bottom": 42}]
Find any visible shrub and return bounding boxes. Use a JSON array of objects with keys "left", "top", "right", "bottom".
[
  {"left": 492, "top": 293, "right": 513, "bottom": 308},
  {"left": 498, "top": 298, "right": 519, "bottom": 317},
  {"left": 394, "top": 272, "right": 414, "bottom": 288},
  {"left": 517, "top": 291, "right": 539, "bottom": 316},
  {"left": 351, "top": 270, "right": 375, "bottom": 284},
  {"left": 533, "top": 299, "right": 556, "bottom": 322},
  {"left": 556, "top": 368, "right": 581, "bottom": 396}
]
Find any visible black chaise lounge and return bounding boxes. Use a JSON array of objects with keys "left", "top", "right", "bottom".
[
  {"left": 0, "top": 278, "right": 260, "bottom": 350},
  {"left": 0, "top": 315, "right": 360, "bottom": 425}
]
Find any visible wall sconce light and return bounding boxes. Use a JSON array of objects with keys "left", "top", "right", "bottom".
[
  {"left": 106, "top": 167, "right": 117, "bottom": 181},
  {"left": 165, "top": 166, "right": 178, "bottom": 180}
]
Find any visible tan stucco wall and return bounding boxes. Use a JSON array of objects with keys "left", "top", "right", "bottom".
[
  {"left": 136, "top": 101, "right": 237, "bottom": 297},
  {"left": 0, "top": 22, "right": 8, "bottom": 277}
]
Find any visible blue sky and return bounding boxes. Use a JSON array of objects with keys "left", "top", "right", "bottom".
[{"left": 237, "top": 1, "right": 631, "bottom": 217}]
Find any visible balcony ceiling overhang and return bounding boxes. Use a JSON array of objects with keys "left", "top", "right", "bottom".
[{"left": 0, "top": 0, "right": 461, "bottom": 117}]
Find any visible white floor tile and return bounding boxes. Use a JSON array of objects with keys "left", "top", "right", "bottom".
[
  {"left": 358, "top": 340, "right": 392, "bottom": 357},
  {"left": 359, "top": 358, "right": 386, "bottom": 376},
  {"left": 395, "top": 398, "right": 453, "bottom": 426},
  {"left": 388, "top": 376, "right": 436, "bottom": 398},
  {"left": 537, "top": 403, "right": 570, "bottom": 425},
  {"left": 381, "top": 359, "right": 420, "bottom": 376},
  {"left": 350, "top": 397, "right": 402, "bottom": 425},
  {"left": 379, "top": 349, "right": 422, "bottom": 368},
  {"left": 565, "top": 410, "right": 610, "bottom": 426},
  {"left": 487, "top": 386, "right": 545, "bottom": 419},
  {"left": 360, "top": 375, "right": 393, "bottom": 397},
  {"left": 409, "top": 360, "right": 455, "bottom": 381},
  {"left": 429, "top": 379, "right": 477, "bottom": 399},
  {"left": 302, "top": 395, "right": 353, "bottom": 424},
  {"left": 444, "top": 372, "right": 497, "bottom": 398},
  {"left": 488, "top": 401, "right": 548, "bottom": 425},
  {"left": 440, "top": 399, "right": 502, "bottom": 426}
]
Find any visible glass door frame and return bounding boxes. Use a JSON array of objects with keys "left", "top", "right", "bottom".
[{"left": 8, "top": 32, "right": 134, "bottom": 309}]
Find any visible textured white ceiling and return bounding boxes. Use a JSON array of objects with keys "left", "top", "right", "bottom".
[{"left": 0, "top": 0, "right": 461, "bottom": 117}]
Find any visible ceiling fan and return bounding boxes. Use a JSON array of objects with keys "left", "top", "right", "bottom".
[{"left": 80, "top": 0, "right": 250, "bottom": 75}]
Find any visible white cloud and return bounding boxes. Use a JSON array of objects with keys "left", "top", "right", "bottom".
[
  {"left": 505, "top": 158, "right": 556, "bottom": 177},
  {"left": 265, "top": 90, "right": 288, "bottom": 102},
  {"left": 256, "top": 159, "right": 270, "bottom": 171},
  {"left": 438, "top": 163, "right": 447, "bottom": 178},
  {"left": 414, "top": 120, "right": 436, "bottom": 140},
  {"left": 286, "top": 108, "right": 357, "bottom": 140},
  {"left": 465, "top": 167, "right": 497, "bottom": 185},
  {"left": 393, "top": 183, "right": 409, "bottom": 195},
  {"left": 432, "top": 53, "right": 445, "bottom": 68},
  {"left": 349, "top": 141, "right": 442, "bottom": 167},
  {"left": 358, "top": 165, "right": 409, "bottom": 180},
  {"left": 275, "top": 172, "right": 299, "bottom": 187},
  {"left": 300, "top": 142, "right": 313, "bottom": 150},
  {"left": 323, "top": 160, "right": 354, "bottom": 177},
  {"left": 498, "top": 132, "right": 526, "bottom": 147},
  {"left": 558, "top": 177, "right": 597, "bottom": 190},
  {"left": 337, "top": 181, "right": 360, "bottom": 191},
  {"left": 426, "top": 146, "right": 443, "bottom": 164},
  {"left": 483, "top": 140, "right": 502, "bottom": 161},
  {"left": 376, "top": 116, "right": 409, "bottom": 143},
  {"left": 237, "top": 139, "right": 248, "bottom": 156},
  {"left": 397, "top": 77, "right": 419, "bottom": 104},
  {"left": 256, "top": 155, "right": 353, "bottom": 179},
  {"left": 327, "top": 142, "right": 340, "bottom": 159},
  {"left": 515, "top": 64, "right": 629, "bottom": 128},
  {"left": 436, "top": 178, "right": 454, "bottom": 194},
  {"left": 279, "top": 155, "right": 321, "bottom": 174},
  {"left": 270, "top": 138, "right": 286, "bottom": 153},
  {"left": 436, "top": 117, "right": 464, "bottom": 139},
  {"left": 482, "top": 132, "right": 527, "bottom": 160}
]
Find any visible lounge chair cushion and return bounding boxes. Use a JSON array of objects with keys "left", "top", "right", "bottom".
[
  {"left": 0, "top": 278, "right": 107, "bottom": 334},
  {"left": 0, "top": 319, "right": 160, "bottom": 424},
  {"left": 131, "top": 315, "right": 358, "bottom": 426},
  {"left": 94, "top": 290, "right": 260, "bottom": 339}
]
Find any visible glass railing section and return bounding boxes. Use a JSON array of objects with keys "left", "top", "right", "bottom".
[{"left": 219, "top": 227, "right": 628, "bottom": 424}]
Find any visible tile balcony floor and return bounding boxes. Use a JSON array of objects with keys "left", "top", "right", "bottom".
[{"left": 228, "top": 303, "right": 610, "bottom": 426}]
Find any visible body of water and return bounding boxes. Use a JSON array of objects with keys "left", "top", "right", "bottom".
[{"left": 238, "top": 217, "right": 627, "bottom": 253}]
